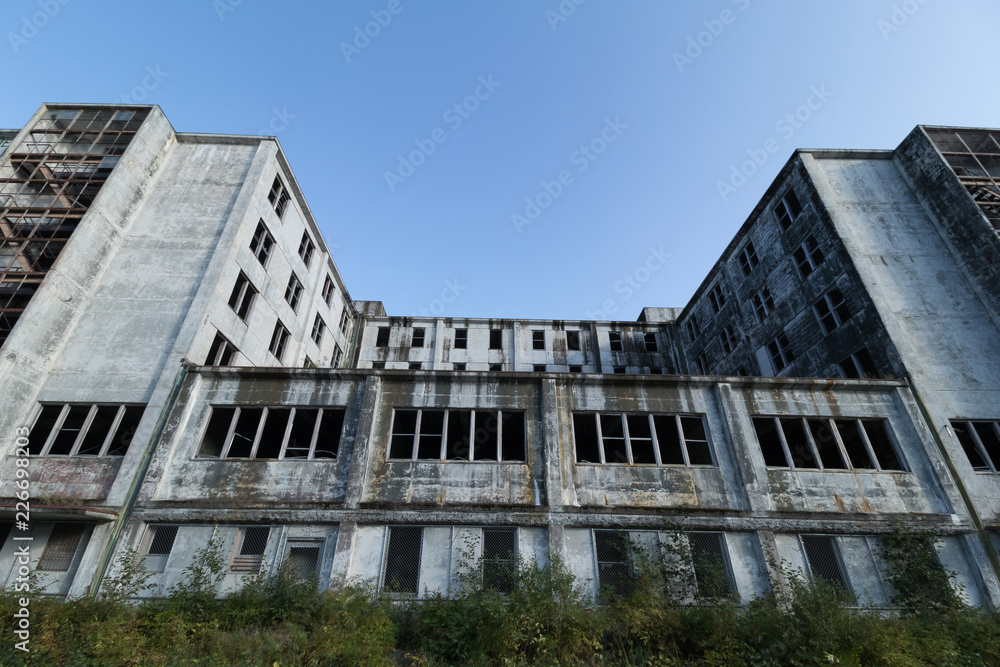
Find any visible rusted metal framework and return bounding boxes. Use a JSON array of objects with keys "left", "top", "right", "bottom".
[
  {"left": 927, "top": 128, "right": 1000, "bottom": 233},
  {"left": 0, "top": 107, "right": 147, "bottom": 346}
]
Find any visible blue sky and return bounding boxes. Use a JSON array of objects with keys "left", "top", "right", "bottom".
[{"left": 3, "top": 0, "right": 999, "bottom": 320}]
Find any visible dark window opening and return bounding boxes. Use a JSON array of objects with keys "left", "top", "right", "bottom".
[
  {"left": 454, "top": 328, "right": 467, "bottom": 349},
  {"left": 609, "top": 332, "right": 623, "bottom": 351},
  {"left": 490, "top": 329, "right": 503, "bottom": 349},
  {"left": 376, "top": 326, "right": 390, "bottom": 347},
  {"left": 566, "top": 330, "right": 580, "bottom": 350},
  {"left": 384, "top": 526, "right": 422, "bottom": 594}
]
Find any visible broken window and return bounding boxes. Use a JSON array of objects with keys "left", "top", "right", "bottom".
[
  {"left": 609, "top": 332, "right": 623, "bottom": 351},
  {"left": 383, "top": 526, "right": 422, "bottom": 595},
  {"left": 409, "top": 362, "right": 422, "bottom": 370},
  {"left": 206, "top": 331, "right": 237, "bottom": 366},
  {"left": 490, "top": 329, "right": 503, "bottom": 349},
  {"left": 532, "top": 330, "right": 545, "bottom": 350},
  {"left": 751, "top": 416, "right": 905, "bottom": 471},
  {"left": 37, "top": 523, "right": 87, "bottom": 571},
  {"left": 197, "top": 406, "right": 345, "bottom": 460},
  {"left": 751, "top": 285, "right": 775, "bottom": 323},
  {"left": 482, "top": 527, "right": 518, "bottom": 593},
  {"left": 231, "top": 526, "right": 271, "bottom": 573},
  {"left": 708, "top": 284, "right": 726, "bottom": 313},
  {"left": 926, "top": 129, "right": 1000, "bottom": 232},
  {"left": 322, "top": 275, "right": 335, "bottom": 307},
  {"left": 375, "top": 327, "right": 390, "bottom": 347},
  {"left": 228, "top": 272, "right": 257, "bottom": 321},
  {"left": 249, "top": 221, "right": 274, "bottom": 266},
  {"left": 685, "top": 316, "right": 700, "bottom": 341},
  {"left": 298, "top": 231, "right": 314, "bottom": 267},
  {"left": 388, "top": 408, "right": 526, "bottom": 462},
  {"left": 774, "top": 188, "right": 803, "bottom": 230},
  {"left": 814, "top": 288, "right": 851, "bottom": 334},
  {"left": 644, "top": 332, "right": 657, "bottom": 352},
  {"left": 332, "top": 343, "right": 343, "bottom": 369},
  {"left": 454, "top": 328, "right": 467, "bottom": 349},
  {"left": 268, "top": 176, "right": 289, "bottom": 219},
  {"left": 489, "top": 363, "right": 502, "bottom": 371},
  {"left": 952, "top": 420, "right": 1000, "bottom": 472},
  {"left": 142, "top": 525, "right": 178, "bottom": 573},
  {"left": 572, "top": 413, "right": 714, "bottom": 467},
  {"left": 565, "top": 330, "right": 580, "bottom": 350},
  {"left": 766, "top": 332, "right": 794, "bottom": 372},
  {"left": 794, "top": 235, "right": 825, "bottom": 278},
  {"left": 719, "top": 325, "right": 737, "bottom": 355},
  {"left": 838, "top": 347, "right": 879, "bottom": 379},
  {"left": 738, "top": 241, "right": 759, "bottom": 276},
  {"left": 801, "top": 535, "right": 854, "bottom": 601},
  {"left": 269, "top": 321, "right": 290, "bottom": 361},
  {"left": 311, "top": 314, "right": 325, "bottom": 346},
  {"left": 411, "top": 327, "right": 425, "bottom": 347},
  {"left": 453, "top": 363, "right": 466, "bottom": 371},
  {"left": 285, "top": 273, "right": 303, "bottom": 312},
  {"left": 28, "top": 403, "right": 144, "bottom": 457},
  {"left": 339, "top": 309, "right": 352, "bottom": 335}
]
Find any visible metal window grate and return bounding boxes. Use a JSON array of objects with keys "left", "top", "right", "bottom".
[
  {"left": 383, "top": 526, "right": 422, "bottom": 594},
  {"left": 689, "top": 532, "right": 737, "bottom": 600},
  {"left": 482, "top": 527, "right": 518, "bottom": 593},
  {"left": 594, "top": 530, "right": 633, "bottom": 599},
  {"left": 231, "top": 526, "right": 270, "bottom": 573},
  {"left": 802, "top": 535, "right": 854, "bottom": 602},
  {"left": 286, "top": 543, "right": 321, "bottom": 579},
  {"left": 38, "top": 523, "right": 86, "bottom": 571},
  {"left": 148, "top": 525, "right": 178, "bottom": 556}
]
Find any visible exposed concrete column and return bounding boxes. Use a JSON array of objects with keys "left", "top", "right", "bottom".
[
  {"left": 757, "top": 529, "right": 790, "bottom": 604},
  {"left": 589, "top": 322, "right": 602, "bottom": 373},
  {"left": 540, "top": 375, "right": 575, "bottom": 513},
  {"left": 342, "top": 375, "right": 382, "bottom": 509},
  {"left": 432, "top": 318, "right": 445, "bottom": 370},
  {"left": 713, "top": 382, "right": 769, "bottom": 513},
  {"left": 66, "top": 522, "right": 115, "bottom": 599},
  {"left": 329, "top": 520, "right": 357, "bottom": 582},
  {"left": 511, "top": 321, "right": 519, "bottom": 371}
]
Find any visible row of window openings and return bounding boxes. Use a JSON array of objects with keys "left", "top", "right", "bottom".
[
  {"left": 27, "top": 404, "right": 144, "bottom": 457},
  {"left": 381, "top": 327, "right": 658, "bottom": 353},
  {"left": 686, "top": 232, "right": 824, "bottom": 344},
  {"left": 573, "top": 412, "right": 713, "bottom": 466},
  {"left": 752, "top": 416, "right": 905, "bottom": 472},
  {"left": 248, "top": 220, "right": 328, "bottom": 301},
  {"left": 381, "top": 361, "right": 668, "bottom": 375},
  {"left": 389, "top": 409, "right": 526, "bottom": 462},
  {"left": 198, "top": 406, "right": 344, "bottom": 460}
]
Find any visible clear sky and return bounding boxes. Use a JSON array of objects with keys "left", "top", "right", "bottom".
[{"left": 2, "top": 0, "right": 998, "bottom": 320}]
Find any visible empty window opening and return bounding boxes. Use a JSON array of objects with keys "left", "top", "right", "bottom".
[
  {"left": 228, "top": 272, "right": 257, "bottom": 321},
  {"left": 574, "top": 412, "right": 713, "bottom": 467},
  {"left": 375, "top": 326, "right": 390, "bottom": 347},
  {"left": 532, "top": 330, "right": 545, "bottom": 350},
  {"left": 569, "top": 365, "right": 583, "bottom": 373},
  {"left": 685, "top": 316, "right": 701, "bottom": 341},
  {"left": 613, "top": 366, "right": 626, "bottom": 374},
  {"left": 269, "top": 321, "right": 290, "bottom": 361},
  {"left": 206, "top": 332, "right": 237, "bottom": 366},
  {"left": 454, "top": 328, "right": 467, "bottom": 349},
  {"left": 198, "top": 406, "right": 344, "bottom": 460},
  {"left": 738, "top": 241, "right": 759, "bottom": 276},
  {"left": 751, "top": 286, "right": 775, "bottom": 323},
  {"left": 390, "top": 408, "right": 526, "bottom": 462},
  {"left": 38, "top": 523, "right": 87, "bottom": 571},
  {"left": 752, "top": 416, "right": 904, "bottom": 472},
  {"left": 298, "top": 231, "right": 315, "bottom": 267},
  {"left": 534, "top": 364, "right": 547, "bottom": 372},
  {"left": 489, "top": 329, "right": 503, "bottom": 349},
  {"left": 383, "top": 526, "right": 422, "bottom": 595},
  {"left": 29, "top": 403, "right": 144, "bottom": 457},
  {"left": 719, "top": 325, "right": 737, "bottom": 355},
  {"left": 644, "top": 332, "right": 657, "bottom": 352},
  {"left": 322, "top": 275, "right": 335, "bottom": 307},
  {"left": 339, "top": 309, "right": 352, "bottom": 335},
  {"left": 489, "top": 363, "right": 502, "bottom": 372},
  {"left": 566, "top": 330, "right": 580, "bottom": 350},
  {"left": 839, "top": 348, "right": 879, "bottom": 379},
  {"left": 708, "top": 284, "right": 726, "bottom": 313},
  {"left": 250, "top": 220, "right": 274, "bottom": 266},
  {"left": 411, "top": 327, "right": 425, "bottom": 347},
  {"left": 268, "top": 176, "right": 290, "bottom": 218},
  {"left": 311, "top": 314, "right": 325, "bottom": 346},
  {"left": 453, "top": 363, "right": 466, "bottom": 371},
  {"left": 409, "top": 362, "right": 422, "bottom": 370},
  {"left": 953, "top": 420, "right": 1000, "bottom": 472},
  {"left": 774, "top": 189, "right": 803, "bottom": 230},
  {"left": 794, "top": 235, "right": 825, "bottom": 278},
  {"left": 609, "top": 332, "right": 623, "bottom": 351},
  {"left": 285, "top": 273, "right": 303, "bottom": 312},
  {"left": 767, "top": 333, "right": 794, "bottom": 372},
  {"left": 814, "top": 288, "right": 851, "bottom": 335}
]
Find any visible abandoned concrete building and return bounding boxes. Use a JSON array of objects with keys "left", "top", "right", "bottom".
[{"left": 2, "top": 104, "right": 1000, "bottom": 609}]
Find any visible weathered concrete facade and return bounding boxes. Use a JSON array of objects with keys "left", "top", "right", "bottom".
[{"left": 2, "top": 105, "right": 1000, "bottom": 608}]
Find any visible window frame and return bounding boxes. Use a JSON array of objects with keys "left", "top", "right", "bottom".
[
  {"left": 454, "top": 328, "right": 467, "bottom": 349},
  {"left": 643, "top": 332, "right": 658, "bottom": 352},
  {"left": 793, "top": 235, "right": 825, "bottom": 278},
  {"left": 298, "top": 231, "right": 315, "bottom": 268},
  {"left": 608, "top": 331, "right": 623, "bottom": 351},
  {"left": 382, "top": 526, "right": 423, "bottom": 596},
  {"left": 738, "top": 241, "right": 759, "bottom": 276},
  {"left": 285, "top": 272, "right": 304, "bottom": 312},
  {"left": 230, "top": 526, "right": 272, "bottom": 573},
  {"left": 311, "top": 313, "right": 326, "bottom": 346},
  {"left": 708, "top": 284, "right": 726, "bottom": 313},
  {"left": 386, "top": 408, "right": 527, "bottom": 463},
  {"left": 751, "top": 285, "right": 775, "bottom": 323},
  {"left": 269, "top": 321, "right": 290, "bottom": 361},
  {"left": 249, "top": 220, "right": 274, "bottom": 267},
  {"left": 813, "top": 288, "right": 851, "bottom": 335},
  {"left": 321, "top": 275, "right": 335, "bottom": 307},
  {"left": 206, "top": 331, "right": 238, "bottom": 366},
  {"left": 774, "top": 188, "right": 803, "bottom": 230},
  {"left": 751, "top": 416, "right": 907, "bottom": 473},
  {"left": 952, "top": 420, "right": 1000, "bottom": 473},
  {"left": 685, "top": 316, "right": 701, "bottom": 341},
  {"left": 767, "top": 332, "right": 794, "bottom": 372},
  {"left": 531, "top": 330, "right": 545, "bottom": 350},
  {"left": 228, "top": 271, "right": 257, "bottom": 321},
  {"left": 719, "top": 325, "right": 737, "bottom": 356},
  {"left": 268, "top": 176, "right": 290, "bottom": 219},
  {"left": 572, "top": 412, "right": 716, "bottom": 467},
  {"left": 196, "top": 405, "right": 346, "bottom": 461},
  {"left": 28, "top": 403, "right": 145, "bottom": 457}
]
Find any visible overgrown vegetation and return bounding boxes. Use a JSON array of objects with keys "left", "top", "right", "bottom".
[{"left": 4, "top": 525, "right": 1000, "bottom": 666}]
